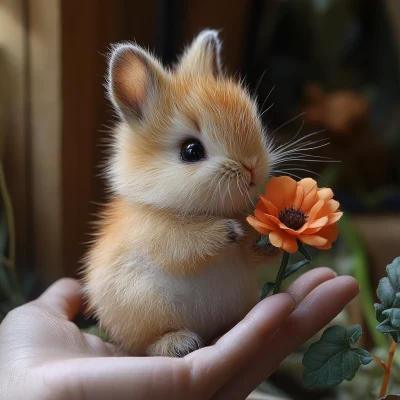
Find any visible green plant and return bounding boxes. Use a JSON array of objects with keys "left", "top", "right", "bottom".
[{"left": 303, "top": 257, "right": 400, "bottom": 399}]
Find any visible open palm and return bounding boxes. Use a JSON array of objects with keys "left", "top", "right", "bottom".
[{"left": 0, "top": 268, "right": 358, "bottom": 400}]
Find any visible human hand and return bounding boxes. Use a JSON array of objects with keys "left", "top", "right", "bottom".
[{"left": 0, "top": 268, "right": 358, "bottom": 400}]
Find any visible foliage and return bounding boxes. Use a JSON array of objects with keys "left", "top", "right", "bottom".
[
  {"left": 302, "top": 325, "right": 373, "bottom": 388},
  {"left": 303, "top": 257, "right": 400, "bottom": 398},
  {"left": 375, "top": 258, "right": 400, "bottom": 343}
]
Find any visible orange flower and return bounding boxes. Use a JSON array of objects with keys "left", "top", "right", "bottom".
[{"left": 247, "top": 176, "right": 343, "bottom": 253}]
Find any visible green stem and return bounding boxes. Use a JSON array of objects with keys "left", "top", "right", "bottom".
[
  {"left": 273, "top": 252, "right": 290, "bottom": 294},
  {"left": 297, "top": 241, "right": 312, "bottom": 261},
  {"left": 283, "top": 241, "right": 312, "bottom": 280}
]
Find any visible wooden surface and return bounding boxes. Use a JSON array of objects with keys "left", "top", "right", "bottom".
[
  {"left": 29, "top": 0, "right": 62, "bottom": 284},
  {"left": 0, "top": 0, "right": 29, "bottom": 270},
  {"left": 60, "top": 0, "right": 156, "bottom": 280}
]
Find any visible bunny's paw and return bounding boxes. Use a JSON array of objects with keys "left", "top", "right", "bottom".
[
  {"left": 147, "top": 329, "right": 203, "bottom": 358},
  {"left": 225, "top": 220, "right": 244, "bottom": 244}
]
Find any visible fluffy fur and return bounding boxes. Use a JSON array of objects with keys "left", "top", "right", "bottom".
[{"left": 82, "top": 30, "right": 275, "bottom": 357}]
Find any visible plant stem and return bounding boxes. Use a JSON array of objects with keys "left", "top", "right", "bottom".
[
  {"left": 379, "top": 339, "right": 397, "bottom": 398},
  {"left": 273, "top": 251, "right": 290, "bottom": 294},
  {"left": 371, "top": 353, "right": 388, "bottom": 373},
  {"left": 297, "top": 241, "right": 312, "bottom": 261}
]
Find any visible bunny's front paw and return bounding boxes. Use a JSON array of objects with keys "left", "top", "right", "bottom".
[{"left": 225, "top": 220, "right": 244, "bottom": 244}]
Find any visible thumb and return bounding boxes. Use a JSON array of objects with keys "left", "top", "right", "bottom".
[{"left": 34, "top": 278, "right": 82, "bottom": 320}]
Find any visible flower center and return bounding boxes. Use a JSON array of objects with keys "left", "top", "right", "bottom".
[{"left": 279, "top": 205, "right": 308, "bottom": 230}]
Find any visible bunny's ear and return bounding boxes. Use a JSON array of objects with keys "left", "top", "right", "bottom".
[
  {"left": 176, "top": 30, "right": 222, "bottom": 77},
  {"left": 108, "top": 43, "right": 166, "bottom": 121}
]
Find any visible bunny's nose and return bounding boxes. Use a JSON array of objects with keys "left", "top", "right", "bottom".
[{"left": 244, "top": 166, "right": 256, "bottom": 187}]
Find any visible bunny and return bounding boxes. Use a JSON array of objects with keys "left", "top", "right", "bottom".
[{"left": 82, "top": 30, "right": 274, "bottom": 357}]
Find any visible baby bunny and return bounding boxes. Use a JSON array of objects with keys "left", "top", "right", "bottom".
[{"left": 82, "top": 30, "right": 274, "bottom": 357}]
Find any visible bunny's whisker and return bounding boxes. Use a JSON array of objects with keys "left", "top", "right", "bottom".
[
  {"left": 260, "top": 85, "right": 275, "bottom": 115},
  {"left": 273, "top": 138, "right": 330, "bottom": 156},
  {"left": 272, "top": 128, "right": 325, "bottom": 154},
  {"left": 259, "top": 102, "right": 275, "bottom": 118},
  {"left": 281, "top": 168, "right": 321, "bottom": 177}
]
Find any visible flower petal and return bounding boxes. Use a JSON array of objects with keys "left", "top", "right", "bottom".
[
  {"left": 255, "top": 198, "right": 269, "bottom": 213},
  {"left": 308, "top": 199, "right": 325, "bottom": 220},
  {"left": 254, "top": 209, "right": 279, "bottom": 229},
  {"left": 279, "top": 224, "right": 301, "bottom": 236},
  {"left": 246, "top": 216, "right": 271, "bottom": 235},
  {"left": 302, "top": 226, "right": 325, "bottom": 235},
  {"left": 298, "top": 178, "right": 318, "bottom": 212},
  {"left": 327, "top": 212, "right": 343, "bottom": 225},
  {"left": 257, "top": 195, "right": 278, "bottom": 217},
  {"left": 265, "top": 176, "right": 297, "bottom": 211},
  {"left": 299, "top": 235, "right": 328, "bottom": 247},
  {"left": 269, "top": 230, "right": 298, "bottom": 253},
  {"left": 308, "top": 216, "right": 329, "bottom": 229},
  {"left": 317, "top": 188, "right": 334, "bottom": 200},
  {"left": 298, "top": 178, "right": 317, "bottom": 194},
  {"left": 259, "top": 212, "right": 282, "bottom": 226},
  {"left": 318, "top": 223, "right": 339, "bottom": 243},
  {"left": 315, "top": 200, "right": 340, "bottom": 219},
  {"left": 316, "top": 242, "right": 332, "bottom": 250},
  {"left": 293, "top": 184, "right": 304, "bottom": 209}
]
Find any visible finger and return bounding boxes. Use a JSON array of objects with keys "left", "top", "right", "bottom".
[
  {"left": 213, "top": 276, "right": 359, "bottom": 400},
  {"left": 187, "top": 293, "right": 296, "bottom": 397},
  {"left": 43, "top": 356, "right": 192, "bottom": 400},
  {"left": 284, "top": 266, "right": 337, "bottom": 304},
  {"left": 33, "top": 278, "right": 82, "bottom": 320},
  {"left": 211, "top": 267, "right": 336, "bottom": 347}
]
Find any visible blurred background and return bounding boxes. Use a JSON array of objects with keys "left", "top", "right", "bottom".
[{"left": 0, "top": 0, "right": 399, "bottom": 399}]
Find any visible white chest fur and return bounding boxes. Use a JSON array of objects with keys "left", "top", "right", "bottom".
[{"left": 144, "top": 246, "right": 258, "bottom": 341}]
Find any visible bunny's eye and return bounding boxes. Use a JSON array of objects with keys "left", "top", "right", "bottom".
[{"left": 181, "top": 139, "right": 206, "bottom": 162}]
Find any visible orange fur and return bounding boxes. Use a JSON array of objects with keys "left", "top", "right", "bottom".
[{"left": 82, "top": 30, "right": 274, "bottom": 356}]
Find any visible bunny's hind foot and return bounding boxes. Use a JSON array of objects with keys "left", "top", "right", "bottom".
[{"left": 147, "top": 329, "right": 203, "bottom": 358}]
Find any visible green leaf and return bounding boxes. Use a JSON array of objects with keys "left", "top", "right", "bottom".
[
  {"left": 346, "top": 324, "right": 362, "bottom": 345},
  {"left": 387, "top": 260, "right": 400, "bottom": 292},
  {"left": 375, "top": 257, "right": 400, "bottom": 343},
  {"left": 256, "top": 235, "right": 270, "bottom": 248},
  {"left": 378, "top": 277, "right": 396, "bottom": 309},
  {"left": 283, "top": 259, "right": 311, "bottom": 280},
  {"left": 302, "top": 325, "right": 373, "bottom": 389},
  {"left": 382, "top": 309, "right": 400, "bottom": 328},
  {"left": 260, "top": 282, "right": 275, "bottom": 300}
]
